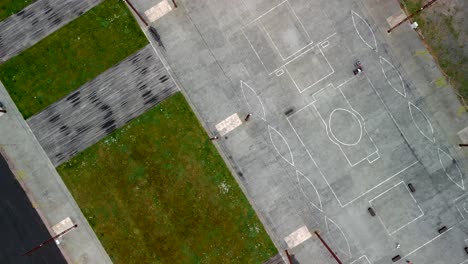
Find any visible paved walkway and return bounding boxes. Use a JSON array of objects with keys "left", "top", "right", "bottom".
[
  {"left": 0, "top": 81, "right": 112, "bottom": 263},
  {"left": 0, "top": 153, "right": 66, "bottom": 264},
  {"left": 0, "top": 0, "right": 102, "bottom": 63},
  {"left": 134, "top": 0, "right": 468, "bottom": 263},
  {"left": 28, "top": 44, "right": 178, "bottom": 166}
]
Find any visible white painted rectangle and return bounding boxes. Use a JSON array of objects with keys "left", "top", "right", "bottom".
[
  {"left": 284, "top": 225, "right": 312, "bottom": 248},
  {"left": 52, "top": 217, "right": 74, "bottom": 235},
  {"left": 215, "top": 113, "right": 242, "bottom": 136},
  {"left": 457, "top": 126, "right": 468, "bottom": 143},
  {"left": 144, "top": 0, "right": 172, "bottom": 23}
]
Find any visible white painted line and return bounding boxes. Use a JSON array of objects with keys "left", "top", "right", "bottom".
[
  {"left": 369, "top": 181, "right": 424, "bottom": 236},
  {"left": 350, "top": 255, "right": 372, "bottom": 264},
  {"left": 351, "top": 10, "right": 378, "bottom": 52},
  {"left": 241, "top": 28, "right": 270, "bottom": 74},
  {"left": 240, "top": 80, "right": 267, "bottom": 121},
  {"left": 296, "top": 170, "right": 322, "bottom": 211},
  {"left": 268, "top": 125, "right": 295, "bottom": 166},
  {"left": 464, "top": 202, "right": 468, "bottom": 214},
  {"left": 367, "top": 152, "right": 380, "bottom": 163},
  {"left": 284, "top": 225, "right": 312, "bottom": 248},
  {"left": 242, "top": 0, "right": 289, "bottom": 27},
  {"left": 387, "top": 207, "right": 423, "bottom": 236},
  {"left": 379, "top": 56, "right": 406, "bottom": 98},
  {"left": 365, "top": 75, "right": 412, "bottom": 146},
  {"left": 257, "top": 0, "right": 313, "bottom": 61},
  {"left": 288, "top": 77, "right": 419, "bottom": 207},
  {"left": 321, "top": 41, "right": 330, "bottom": 49},
  {"left": 266, "top": 42, "right": 317, "bottom": 76},
  {"left": 284, "top": 46, "right": 334, "bottom": 93},
  {"left": 286, "top": 0, "right": 311, "bottom": 41},
  {"left": 454, "top": 193, "right": 468, "bottom": 203},
  {"left": 240, "top": 18, "right": 336, "bottom": 76},
  {"left": 144, "top": 0, "right": 172, "bottom": 23},
  {"left": 323, "top": 32, "right": 337, "bottom": 42},
  {"left": 275, "top": 69, "right": 285, "bottom": 76},
  {"left": 287, "top": 101, "right": 317, "bottom": 118},
  {"left": 403, "top": 226, "right": 454, "bottom": 259},
  {"left": 342, "top": 161, "right": 418, "bottom": 207},
  {"left": 287, "top": 117, "right": 344, "bottom": 207},
  {"left": 328, "top": 108, "right": 363, "bottom": 146},
  {"left": 325, "top": 216, "right": 352, "bottom": 258},
  {"left": 335, "top": 76, "right": 357, "bottom": 90},
  {"left": 438, "top": 148, "right": 464, "bottom": 190},
  {"left": 311, "top": 84, "right": 378, "bottom": 167},
  {"left": 456, "top": 205, "right": 465, "bottom": 219},
  {"left": 258, "top": 19, "right": 285, "bottom": 60},
  {"left": 408, "top": 102, "right": 435, "bottom": 143},
  {"left": 215, "top": 113, "right": 243, "bottom": 136}
]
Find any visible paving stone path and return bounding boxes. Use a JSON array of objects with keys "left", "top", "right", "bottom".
[
  {"left": 0, "top": 0, "right": 102, "bottom": 63},
  {"left": 263, "top": 253, "right": 285, "bottom": 264},
  {"left": 27, "top": 44, "right": 178, "bottom": 166}
]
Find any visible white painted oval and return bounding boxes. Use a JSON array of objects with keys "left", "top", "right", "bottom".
[
  {"left": 328, "top": 108, "right": 363, "bottom": 146},
  {"left": 296, "top": 170, "right": 322, "bottom": 211},
  {"left": 240, "top": 80, "right": 266, "bottom": 121},
  {"left": 438, "top": 148, "right": 464, "bottom": 190},
  {"left": 326, "top": 216, "right": 352, "bottom": 258},
  {"left": 409, "top": 102, "right": 435, "bottom": 143},
  {"left": 351, "top": 10, "right": 378, "bottom": 52},
  {"left": 268, "top": 125, "right": 294, "bottom": 166},
  {"left": 380, "top": 56, "right": 406, "bottom": 98}
]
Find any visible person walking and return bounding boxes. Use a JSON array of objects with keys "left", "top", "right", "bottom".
[{"left": 0, "top": 102, "right": 6, "bottom": 114}]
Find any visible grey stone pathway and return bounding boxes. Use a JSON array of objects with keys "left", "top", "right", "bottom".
[
  {"left": 263, "top": 253, "right": 286, "bottom": 264},
  {"left": 27, "top": 44, "right": 177, "bottom": 166},
  {"left": 0, "top": 0, "right": 102, "bottom": 63}
]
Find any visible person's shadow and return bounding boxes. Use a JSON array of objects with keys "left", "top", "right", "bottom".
[{"left": 289, "top": 253, "right": 300, "bottom": 264}]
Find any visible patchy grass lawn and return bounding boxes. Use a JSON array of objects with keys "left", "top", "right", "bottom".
[
  {"left": 0, "top": 0, "right": 33, "bottom": 22},
  {"left": 401, "top": 0, "right": 468, "bottom": 101},
  {"left": 0, "top": 0, "right": 148, "bottom": 119},
  {"left": 57, "top": 93, "right": 277, "bottom": 263}
]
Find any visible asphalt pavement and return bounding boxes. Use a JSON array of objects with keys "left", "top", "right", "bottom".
[{"left": 0, "top": 154, "right": 66, "bottom": 263}]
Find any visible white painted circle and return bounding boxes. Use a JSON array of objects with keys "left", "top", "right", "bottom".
[{"left": 328, "top": 108, "right": 362, "bottom": 146}]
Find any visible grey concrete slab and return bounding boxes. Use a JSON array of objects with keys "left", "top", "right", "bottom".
[
  {"left": 132, "top": 0, "right": 468, "bottom": 263},
  {"left": 0, "top": 81, "right": 112, "bottom": 263},
  {"left": 0, "top": 0, "right": 102, "bottom": 63},
  {"left": 27, "top": 44, "right": 178, "bottom": 166}
]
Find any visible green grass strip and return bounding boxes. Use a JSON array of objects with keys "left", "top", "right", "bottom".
[
  {"left": 0, "top": 0, "right": 33, "bottom": 22},
  {"left": 58, "top": 93, "right": 278, "bottom": 263},
  {"left": 0, "top": 0, "right": 148, "bottom": 119}
]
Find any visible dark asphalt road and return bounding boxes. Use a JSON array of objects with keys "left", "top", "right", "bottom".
[{"left": 0, "top": 153, "right": 66, "bottom": 264}]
